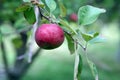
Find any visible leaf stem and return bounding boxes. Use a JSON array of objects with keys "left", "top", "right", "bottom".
[{"left": 74, "top": 41, "right": 79, "bottom": 80}]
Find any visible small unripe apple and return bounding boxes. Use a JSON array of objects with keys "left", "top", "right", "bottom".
[
  {"left": 70, "top": 13, "right": 78, "bottom": 22},
  {"left": 35, "top": 24, "right": 64, "bottom": 49}
]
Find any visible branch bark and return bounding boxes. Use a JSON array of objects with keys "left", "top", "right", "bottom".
[
  {"left": 18, "top": 5, "right": 40, "bottom": 79},
  {"left": 7, "top": 5, "right": 41, "bottom": 80},
  {"left": 27, "top": 6, "right": 40, "bottom": 63}
]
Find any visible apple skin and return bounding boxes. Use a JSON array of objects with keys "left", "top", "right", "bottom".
[
  {"left": 70, "top": 13, "right": 78, "bottom": 22},
  {"left": 35, "top": 24, "right": 64, "bottom": 49}
]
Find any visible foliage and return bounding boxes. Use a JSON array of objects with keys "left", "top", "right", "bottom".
[{"left": 2, "top": 0, "right": 119, "bottom": 80}]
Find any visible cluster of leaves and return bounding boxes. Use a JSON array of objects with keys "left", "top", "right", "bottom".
[
  {"left": 0, "top": 0, "right": 22, "bottom": 23},
  {"left": 15, "top": 0, "right": 106, "bottom": 80},
  {"left": 0, "top": 0, "right": 106, "bottom": 80}
]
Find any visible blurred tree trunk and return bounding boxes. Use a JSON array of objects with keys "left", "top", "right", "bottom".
[{"left": 1, "top": 5, "right": 40, "bottom": 80}]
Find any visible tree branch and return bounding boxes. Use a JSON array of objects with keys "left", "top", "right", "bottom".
[
  {"left": 19, "top": 48, "right": 41, "bottom": 78},
  {"left": 9, "top": 48, "right": 41, "bottom": 80},
  {"left": 38, "top": 7, "right": 50, "bottom": 21},
  {"left": 7, "top": 5, "right": 41, "bottom": 80},
  {"left": 27, "top": 6, "right": 40, "bottom": 63}
]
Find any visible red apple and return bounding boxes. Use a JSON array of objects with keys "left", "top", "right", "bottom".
[
  {"left": 70, "top": 13, "right": 78, "bottom": 22},
  {"left": 35, "top": 24, "right": 64, "bottom": 49}
]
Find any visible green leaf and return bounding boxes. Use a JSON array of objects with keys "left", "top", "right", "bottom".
[
  {"left": 23, "top": 0, "right": 31, "bottom": 2},
  {"left": 77, "top": 54, "right": 82, "bottom": 79},
  {"left": 81, "top": 32, "right": 99, "bottom": 42},
  {"left": 65, "top": 33, "right": 75, "bottom": 54},
  {"left": 24, "top": 7, "right": 36, "bottom": 24},
  {"left": 14, "top": 18, "right": 27, "bottom": 29},
  {"left": 58, "top": 1, "right": 67, "bottom": 17},
  {"left": 14, "top": 18, "right": 30, "bottom": 31},
  {"left": 94, "top": 32, "right": 99, "bottom": 38},
  {"left": 78, "top": 5, "right": 106, "bottom": 25},
  {"left": 45, "top": 0, "right": 56, "bottom": 12},
  {"left": 16, "top": 3, "right": 31, "bottom": 12},
  {"left": 81, "top": 32, "right": 93, "bottom": 42},
  {"left": 59, "top": 19, "right": 76, "bottom": 35},
  {"left": 87, "top": 59, "right": 98, "bottom": 80},
  {"left": 89, "top": 36, "right": 106, "bottom": 44}
]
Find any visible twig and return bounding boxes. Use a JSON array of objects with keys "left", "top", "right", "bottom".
[
  {"left": 20, "top": 48, "right": 41, "bottom": 74},
  {"left": 38, "top": 7, "right": 57, "bottom": 24},
  {"left": 14, "top": 48, "right": 42, "bottom": 80},
  {"left": 38, "top": 7, "right": 50, "bottom": 21}
]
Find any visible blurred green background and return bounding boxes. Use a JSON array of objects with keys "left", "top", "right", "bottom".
[{"left": 0, "top": 0, "right": 120, "bottom": 80}]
